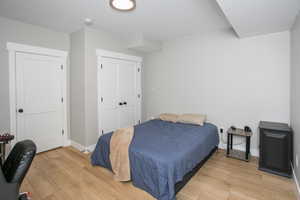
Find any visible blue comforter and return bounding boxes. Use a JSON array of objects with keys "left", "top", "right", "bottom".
[{"left": 91, "top": 119, "right": 219, "bottom": 200}]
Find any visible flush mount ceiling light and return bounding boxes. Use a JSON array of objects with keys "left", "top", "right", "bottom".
[
  {"left": 84, "top": 18, "right": 93, "bottom": 26},
  {"left": 110, "top": 0, "right": 136, "bottom": 11}
]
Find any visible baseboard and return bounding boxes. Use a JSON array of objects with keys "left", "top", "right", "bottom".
[
  {"left": 64, "top": 139, "right": 71, "bottom": 146},
  {"left": 70, "top": 140, "right": 96, "bottom": 153},
  {"left": 292, "top": 164, "right": 300, "bottom": 200},
  {"left": 218, "top": 143, "right": 259, "bottom": 157},
  {"left": 70, "top": 140, "right": 86, "bottom": 152},
  {"left": 87, "top": 144, "right": 96, "bottom": 152}
]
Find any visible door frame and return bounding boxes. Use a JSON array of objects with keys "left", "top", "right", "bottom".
[
  {"left": 7, "top": 42, "right": 69, "bottom": 147},
  {"left": 96, "top": 49, "right": 143, "bottom": 136}
]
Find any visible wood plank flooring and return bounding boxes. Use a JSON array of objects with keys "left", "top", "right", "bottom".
[{"left": 21, "top": 147, "right": 297, "bottom": 200}]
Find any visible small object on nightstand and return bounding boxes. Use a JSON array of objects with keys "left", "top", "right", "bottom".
[
  {"left": 226, "top": 127, "right": 252, "bottom": 162},
  {"left": 244, "top": 126, "right": 251, "bottom": 132},
  {"left": 0, "top": 133, "right": 14, "bottom": 142}
]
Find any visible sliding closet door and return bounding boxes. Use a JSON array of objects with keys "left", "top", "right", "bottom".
[
  {"left": 118, "top": 60, "right": 137, "bottom": 128},
  {"left": 99, "top": 57, "right": 119, "bottom": 133}
]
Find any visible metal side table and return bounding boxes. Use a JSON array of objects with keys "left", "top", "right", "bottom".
[
  {"left": 226, "top": 128, "right": 252, "bottom": 162},
  {"left": 0, "top": 134, "right": 14, "bottom": 165}
]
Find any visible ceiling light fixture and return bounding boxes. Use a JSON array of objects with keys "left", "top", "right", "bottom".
[
  {"left": 84, "top": 18, "right": 93, "bottom": 26},
  {"left": 110, "top": 0, "right": 136, "bottom": 11}
]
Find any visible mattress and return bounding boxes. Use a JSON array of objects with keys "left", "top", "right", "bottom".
[{"left": 91, "top": 119, "right": 219, "bottom": 200}]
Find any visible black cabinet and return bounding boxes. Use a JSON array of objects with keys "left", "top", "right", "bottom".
[{"left": 259, "top": 121, "right": 293, "bottom": 178}]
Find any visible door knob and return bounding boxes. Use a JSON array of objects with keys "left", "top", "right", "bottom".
[
  {"left": 119, "top": 102, "right": 124, "bottom": 106},
  {"left": 123, "top": 102, "right": 127, "bottom": 105},
  {"left": 18, "top": 109, "right": 24, "bottom": 113}
]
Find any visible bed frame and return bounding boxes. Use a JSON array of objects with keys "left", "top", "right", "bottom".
[{"left": 174, "top": 146, "right": 218, "bottom": 194}]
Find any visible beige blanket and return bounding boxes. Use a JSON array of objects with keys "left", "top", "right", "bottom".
[{"left": 109, "top": 127, "right": 134, "bottom": 182}]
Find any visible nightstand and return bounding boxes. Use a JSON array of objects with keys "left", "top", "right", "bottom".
[
  {"left": 226, "top": 128, "right": 252, "bottom": 162},
  {"left": 0, "top": 134, "right": 14, "bottom": 165}
]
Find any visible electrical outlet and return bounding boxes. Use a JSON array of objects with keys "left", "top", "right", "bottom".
[{"left": 296, "top": 155, "right": 299, "bottom": 168}]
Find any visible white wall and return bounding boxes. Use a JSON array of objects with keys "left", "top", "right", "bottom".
[
  {"left": 143, "top": 29, "right": 290, "bottom": 154},
  {"left": 0, "top": 17, "right": 70, "bottom": 133},
  {"left": 291, "top": 12, "right": 300, "bottom": 182}
]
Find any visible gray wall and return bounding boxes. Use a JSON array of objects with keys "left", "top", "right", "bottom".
[
  {"left": 70, "top": 27, "right": 143, "bottom": 147},
  {"left": 70, "top": 29, "right": 86, "bottom": 145},
  {"left": 143, "top": 29, "right": 290, "bottom": 155},
  {"left": 291, "top": 12, "right": 300, "bottom": 182},
  {"left": 0, "top": 17, "right": 69, "bottom": 133},
  {"left": 0, "top": 16, "right": 142, "bottom": 148},
  {"left": 85, "top": 27, "right": 142, "bottom": 146}
]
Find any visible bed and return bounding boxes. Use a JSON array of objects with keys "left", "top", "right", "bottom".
[{"left": 91, "top": 119, "right": 219, "bottom": 200}]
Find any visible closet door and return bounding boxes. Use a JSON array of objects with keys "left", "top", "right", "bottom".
[
  {"left": 99, "top": 57, "right": 119, "bottom": 133},
  {"left": 16, "top": 52, "right": 64, "bottom": 152},
  {"left": 118, "top": 60, "right": 137, "bottom": 128},
  {"left": 98, "top": 54, "right": 141, "bottom": 135}
]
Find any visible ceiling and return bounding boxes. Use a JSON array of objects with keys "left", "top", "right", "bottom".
[
  {"left": 216, "top": 0, "right": 300, "bottom": 38},
  {"left": 0, "top": 0, "right": 230, "bottom": 41}
]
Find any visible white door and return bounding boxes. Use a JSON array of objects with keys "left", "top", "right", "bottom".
[
  {"left": 99, "top": 57, "right": 119, "bottom": 134},
  {"left": 16, "top": 52, "right": 64, "bottom": 153},
  {"left": 118, "top": 60, "right": 137, "bottom": 128},
  {"left": 99, "top": 57, "right": 141, "bottom": 134}
]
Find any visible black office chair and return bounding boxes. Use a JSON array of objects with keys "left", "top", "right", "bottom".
[{"left": 0, "top": 140, "right": 36, "bottom": 200}]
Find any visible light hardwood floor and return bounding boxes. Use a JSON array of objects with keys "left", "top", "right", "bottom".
[{"left": 21, "top": 147, "right": 297, "bottom": 200}]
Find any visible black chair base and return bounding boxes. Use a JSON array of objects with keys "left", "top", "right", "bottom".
[{"left": 19, "top": 193, "right": 30, "bottom": 200}]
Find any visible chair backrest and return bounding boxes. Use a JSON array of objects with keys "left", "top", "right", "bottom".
[{"left": 2, "top": 140, "right": 36, "bottom": 185}]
